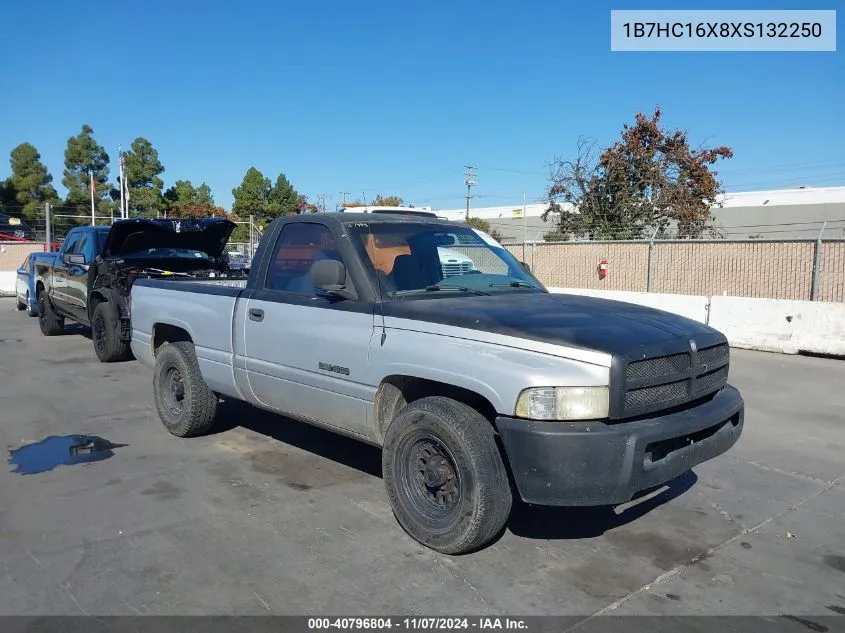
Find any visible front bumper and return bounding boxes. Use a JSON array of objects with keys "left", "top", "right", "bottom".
[{"left": 495, "top": 385, "right": 744, "bottom": 506}]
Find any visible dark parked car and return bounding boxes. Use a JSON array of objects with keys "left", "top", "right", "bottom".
[
  {"left": 0, "top": 214, "right": 36, "bottom": 241},
  {"left": 35, "top": 217, "right": 236, "bottom": 362}
]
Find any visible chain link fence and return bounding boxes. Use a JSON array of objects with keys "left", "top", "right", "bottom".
[{"left": 503, "top": 239, "right": 845, "bottom": 302}]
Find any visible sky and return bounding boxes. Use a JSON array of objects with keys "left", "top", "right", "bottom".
[{"left": 0, "top": 0, "right": 842, "bottom": 212}]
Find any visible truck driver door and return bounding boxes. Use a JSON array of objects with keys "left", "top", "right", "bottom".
[{"left": 241, "top": 221, "right": 378, "bottom": 439}]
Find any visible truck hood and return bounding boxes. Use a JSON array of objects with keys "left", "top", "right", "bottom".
[
  {"left": 103, "top": 218, "right": 236, "bottom": 259},
  {"left": 381, "top": 291, "right": 721, "bottom": 357}
]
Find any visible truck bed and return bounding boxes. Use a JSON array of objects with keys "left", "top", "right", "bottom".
[{"left": 130, "top": 277, "right": 246, "bottom": 395}]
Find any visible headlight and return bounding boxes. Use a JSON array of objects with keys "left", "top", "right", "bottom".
[{"left": 514, "top": 386, "right": 609, "bottom": 421}]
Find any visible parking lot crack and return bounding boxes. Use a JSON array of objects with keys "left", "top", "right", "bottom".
[
  {"left": 732, "top": 456, "right": 836, "bottom": 485},
  {"left": 428, "top": 555, "right": 495, "bottom": 609},
  {"left": 564, "top": 474, "right": 843, "bottom": 631}
]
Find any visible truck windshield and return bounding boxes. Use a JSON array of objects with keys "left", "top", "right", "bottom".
[{"left": 346, "top": 222, "right": 545, "bottom": 298}]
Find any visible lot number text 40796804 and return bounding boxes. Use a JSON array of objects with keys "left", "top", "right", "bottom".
[{"left": 307, "top": 617, "right": 528, "bottom": 630}]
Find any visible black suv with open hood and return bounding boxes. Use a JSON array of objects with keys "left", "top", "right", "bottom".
[{"left": 35, "top": 217, "right": 236, "bottom": 362}]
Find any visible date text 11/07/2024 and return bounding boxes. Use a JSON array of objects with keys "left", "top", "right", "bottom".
[{"left": 307, "top": 618, "right": 528, "bottom": 631}]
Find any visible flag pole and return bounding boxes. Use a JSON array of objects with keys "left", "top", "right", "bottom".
[
  {"left": 118, "top": 146, "right": 123, "bottom": 219},
  {"left": 89, "top": 170, "right": 96, "bottom": 225},
  {"left": 119, "top": 146, "right": 127, "bottom": 219}
]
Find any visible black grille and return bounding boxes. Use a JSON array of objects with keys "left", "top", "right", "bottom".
[
  {"left": 627, "top": 352, "right": 690, "bottom": 381},
  {"left": 616, "top": 338, "right": 730, "bottom": 418},
  {"left": 699, "top": 343, "right": 729, "bottom": 366},
  {"left": 695, "top": 365, "right": 729, "bottom": 395},
  {"left": 625, "top": 380, "right": 689, "bottom": 409}
]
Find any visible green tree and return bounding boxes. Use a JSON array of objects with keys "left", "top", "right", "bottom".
[
  {"left": 8, "top": 143, "right": 59, "bottom": 220},
  {"left": 0, "top": 179, "right": 15, "bottom": 212},
  {"left": 170, "top": 202, "right": 227, "bottom": 219},
  {"left": 164, "top": 180, "right": 215, "bottom": 214},
  {"left": 231, "top": 167, "right": 271, "bottom": 221},
  {"left": 267, "top": 172, "right": 300, "bottom": 217},
  {"left": 371, "top": 194, "right": 404, "bottom": 206},
  {"left": 123, "top": 137, "right": 165, "bottom": 217},
  {"left": 465, "top": 216, "right": 505, "bottom": 243},
  {"left": 62, "top": 124, "right": 111, "bottom": 215},
  {"left": 544, "top": 107, "right": 733, "bottom": 240}
]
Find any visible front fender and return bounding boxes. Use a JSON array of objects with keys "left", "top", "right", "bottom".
[{"left": 376, "top": 329, "right": 611, "bottom": 416}]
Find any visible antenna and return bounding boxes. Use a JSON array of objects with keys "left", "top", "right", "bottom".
[{"left": 464, "top": 165, "right": 477, "bottom": 220}]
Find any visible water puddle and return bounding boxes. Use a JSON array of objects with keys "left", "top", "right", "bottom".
[{"left": 8, "top": 435, "right": 127, "bottom": 475}]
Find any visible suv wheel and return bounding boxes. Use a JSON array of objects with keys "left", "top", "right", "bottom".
[
  {"left": 37, "top": 291, "right": 64, "bottom": 336},
  {"left": 92, "top": 301, "right": 133, "bottom": 362}
]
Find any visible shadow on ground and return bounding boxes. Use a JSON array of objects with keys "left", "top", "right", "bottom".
[
  {"left": 214, "top": 398, "right": 383, "bottom": 478},
  {"left": 507, "top": 470, "right": 698, "bottom": 540},
  {"left": 211, "top": 399, "right": 697, "bottom": 541},
  {"left": 58, "top": 323, "right": 92, "bottom": 340}
]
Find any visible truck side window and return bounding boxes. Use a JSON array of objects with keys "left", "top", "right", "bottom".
[
  {"left": 75, "top": 234, "right": 90, "bottom": 261},
  {"left": 61, "top": 233, "right": 82, "bottom": 256},
  {"left": 264, "top": 223, "right": 343, "bottom": 294}
]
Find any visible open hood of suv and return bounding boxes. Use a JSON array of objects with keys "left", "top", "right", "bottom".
[{"left": 103, "top": 218, "right": 236, "bottom": 259}]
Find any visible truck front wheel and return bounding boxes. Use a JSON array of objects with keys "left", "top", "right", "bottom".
[
  {"left": 382, "top": 396, "right": 512, "bottom": 554},
  {"left": 92, "top": 301, "right": 133, "bottom": 362},
  {"left": 153, "top": 341, "right": 218, "bottom": 438},
  {"left": 37, "top": 291, "right": 64, "bottom": 336}
]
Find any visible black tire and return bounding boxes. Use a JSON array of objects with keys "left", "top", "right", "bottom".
[
  {"left": 153, "top": 341, "right": 218, "bottom": 438},
  {"left": 37, "top": 291, "right": 64, "bottom": 336},
  {"left": 382, "top": 396, "right": 512, "bottom": 555},
  {"left": 16, "top": 295, "right": 26, "bottom": 310},
  {"left": 92, "top": 301, "right": 133, "bottom": 362}
]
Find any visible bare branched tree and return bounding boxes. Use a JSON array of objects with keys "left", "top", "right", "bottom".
[{"left": 544, "top": 108, "right": 733, "bottom": 241}]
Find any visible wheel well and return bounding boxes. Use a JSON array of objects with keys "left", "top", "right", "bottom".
[
  {"left": 152, "top": 324, "right": 193, "bottom": 355},
  {"left": 373, "top": 376, "right": 498, "bottom": 443},
  {"left": 88, "top": 292, "right": 106, "bottom": 318}
]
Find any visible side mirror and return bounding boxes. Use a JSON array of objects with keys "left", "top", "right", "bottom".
[
  {"left": 17, "top": 267, "right": 27, "bottom": 275},
  {"left": 519, "top": 261, "right": 531, "bottom": 273},
  {"left": 65, "top": 253, "right": 86, "bottom": 266},
  {"left": 310, "top": 259, "right": 354, "bottom": 299}
]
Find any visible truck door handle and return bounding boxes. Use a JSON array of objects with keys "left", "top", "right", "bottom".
[{"left": 248, "top": 308, "right": 264, "bottom": 322}]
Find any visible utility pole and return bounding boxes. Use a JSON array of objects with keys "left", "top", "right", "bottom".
[
  {"left": 339, "top": 192, "right": 351, "bottom": 207},
  {"left": 45, "top": 202, "right": 52, "bottom": 252},
  {"left": 464, "top": 166, "right": 476, "bottom": 220},
  {"left": 89, "top": 170, "right": 96, "bottom": 226},
  {"left": 522, "top": 192, "right": 527, "bottom": 262}
]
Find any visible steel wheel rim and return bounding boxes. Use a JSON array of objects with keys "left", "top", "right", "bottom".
[
  {"left": 402, "top": 432, "right": 463, "bottom": 524},
  {"left": 162, "top": 366, "right": 186, "bottom": 417}
]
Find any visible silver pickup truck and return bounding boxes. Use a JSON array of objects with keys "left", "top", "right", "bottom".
[{"left": 130, "top": 213, "right": 744, "bottom": 554}]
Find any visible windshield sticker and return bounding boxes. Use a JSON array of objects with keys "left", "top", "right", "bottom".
[{"left": 472, "top": 228, "right": 501, "bottom": 247}]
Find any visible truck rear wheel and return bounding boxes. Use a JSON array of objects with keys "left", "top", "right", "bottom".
[
  {"left": 92, "top": 301, "right": 133, "bottom": 362},
  {"left": 153, "top": 341, "right": 218, "bottom": 438},
  {"left": 382, "top": 396, "right": 512, "bottom": 554},
  {"left": 37, "top": 291, "right": 64, "bottom": 336}
]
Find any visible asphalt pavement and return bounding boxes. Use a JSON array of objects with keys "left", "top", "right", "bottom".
[{"left": 1, "top": 298, "right": 843, "bottom": 620}]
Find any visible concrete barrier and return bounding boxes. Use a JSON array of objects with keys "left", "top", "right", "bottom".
[
  {"left": 549, "top": 287, "right": 709, "bottom": 323},
  {"left": 0, "top": 271, "right": 16, "bottom": 297},
  {"left": 549, "top": 287, "right": 845, "bottom": 356},
  {"left": 708, "top": 296, "right": 845, "bottom": 356}
]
